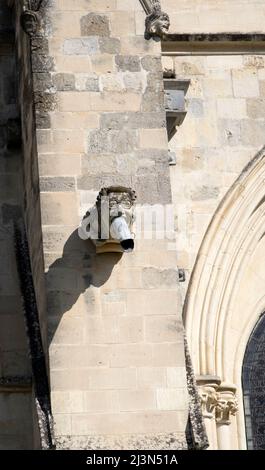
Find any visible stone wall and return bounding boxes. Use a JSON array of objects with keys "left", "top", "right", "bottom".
[
  {"left": 162, "top": 0, "right": 265, "bottom": 33},
  {"left": 164, "top": 52, "right": 265, "bottom": 303},
  {"left": 33, "top": 0, "right": 189, "bottom": 449},
  {"left": 0, "top": 0, "right": 34, "bottom": 450}
]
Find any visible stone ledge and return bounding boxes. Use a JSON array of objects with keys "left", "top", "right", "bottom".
[{"left": 55, "top": 432, "right": 187, "bottom": 450}]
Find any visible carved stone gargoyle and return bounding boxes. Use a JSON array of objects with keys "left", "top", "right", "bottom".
[
  {"left": 79, "top": 186, "right": 137, "bottom": 254},
  {"left": 20, "top": 1, "right": 44, "bottom": 36},
  {"left": 145, "top": 1, "right": 170, "bottom": 39}
]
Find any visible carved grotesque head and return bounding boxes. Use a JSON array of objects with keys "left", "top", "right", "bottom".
[
  {"left": 145, "top": 5, "right": 170, "bottom": 38},
  {"left": 20, "top": 10, "right": 40, "bottom": 36},
  {"left": 80, "top": 186, "right": 137, "bottom": 253}
]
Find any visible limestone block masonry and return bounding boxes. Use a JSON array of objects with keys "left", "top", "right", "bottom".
[{"left": 10, "top": 0, "right": 189, "bottom": 449}]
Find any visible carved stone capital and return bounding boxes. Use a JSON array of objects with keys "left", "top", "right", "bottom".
[
  {"left": 198, "top": 385, "right": 219, "bottom": 419},
  {"left": 216, "top": 385, "right": 238, "bottom": 425},
  {"left": 145, "top": 1, "right": 170, "bottom": 39},
  {"left": 197, "top": 376, "right": 221, "bottom": 420}
]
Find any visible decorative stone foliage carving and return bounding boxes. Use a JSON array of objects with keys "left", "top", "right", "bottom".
[
  {"left": 199, "top": 385, "right": 219, "bottom": 420},
  {"left": 198, "top": 379, "right": 238, "bottom": 424},
  {"left": 216, "top": 387, "right": 239, "bottom": 425}
]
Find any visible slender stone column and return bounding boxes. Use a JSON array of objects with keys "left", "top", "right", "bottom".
[
  {"left": 216, "top": 384, "right": 238, "bottom": 450},
  {"left": 197, "top": 376, "right": 221, "bottom": 450}
]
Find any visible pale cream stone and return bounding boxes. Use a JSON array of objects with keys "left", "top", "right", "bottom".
[
  {"left": 83, "top": 391, "right": 119, "bottom": 412},
  {"left": 139, "top": 129, "right": 168, "bottom": 149},
  {"left": 110, "top": 11, "right": 136, "bottom": 36},
  {"left": 39, "top": 154, "right": 81, "bottom": 177},
  {"left": 232, "top": 70, "right": 260, "bottom": 98},
  {"left": 50, "top": 112, "right": 100, "bottom": 129},
  {"left": 55, "top": 56, "right": 93, "bottom": 73},
  {"left": 72, "top": 410, "right": 188, "bottom": 435},
  {"left": 118, "top": 390, "right": 156, "bottom": 411},
  {"left": 157, "top": 388, "right": 188, "bottom": 411},
  {"left": 137, "top": 367, "right": 167, "bottom": 389},
  {"left": 40, "top": 193, "right": 79, "bottom": 226},
  {"left": 217, "top": 98, "right": 247, "bottom": 119},
  {"left": 54, "top": 0, "right": 117, "bottom": 10},
  {"left": 54, "top": 414, "right": 71, "bottom": 435}
]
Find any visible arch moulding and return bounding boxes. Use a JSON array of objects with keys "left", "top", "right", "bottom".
[{"left": 184, "top": 145, "right": 265, "bottom": 449}]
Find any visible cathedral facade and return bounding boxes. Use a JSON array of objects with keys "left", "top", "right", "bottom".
[{"left": 0, "top": 0, "right": 265, "bottom": 450}]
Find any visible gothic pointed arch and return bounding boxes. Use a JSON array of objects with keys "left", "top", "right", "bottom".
[{"left": 184, "top": 145, "right": 265, "bottom": 449}]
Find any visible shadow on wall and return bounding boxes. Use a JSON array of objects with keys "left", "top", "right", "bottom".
[{"left": 45, "top": 229, "right": 121, "bottom": 346}]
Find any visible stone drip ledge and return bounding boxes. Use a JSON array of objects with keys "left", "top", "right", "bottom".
[
  {"left": 162, "top": 33, "right": 265, "bottom": 54},
  {"left": 0, "top": 376, "right": 32, "bottom": 392}
]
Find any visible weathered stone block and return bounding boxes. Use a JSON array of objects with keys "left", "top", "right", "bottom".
[
  {"left": 34, "top": 92, "right": 57, "bottom": 113},
  {"left": 39, "top": 177, "right": 76, "bottom": 192},
  {"left": 141, "top": 91, "right": 164, "bottom": 113},
  {"left": 100, "top": 112, "right": 166, "bottom": 130},
  {"left": 246, "top": 98, "right": 265, "bottom": 119},
  {"left": 33, "top": 72, "right": 53, "bottom": 92},
  {"left": 99, "top": 38, "right": 120, "bottom": 54},
  {"left": 190, "top": 185, "right": 219, "bottom": 201},
  {"left": 80, "top": 13, "right": 110, "bottom": 37},
  {"left": 35, "top": 110, "right": 51, "bottom": 129},
  {"left": 53, "top": 73, "right": 75, "bottom": 91},
  {"left": 115, "top": 55, "right": 141, "bottom": 72},
  {"left": 87, "top": 129, "right": 138, "bottom": 154},
  {"left": 144, "top": 316, "right": 183, "bottom": 343},
  {"left": 141, "top": 56, "right": 162, "bottom": 73},
  {"left": 123, "top": 72, "right": 144, "bottom": 92},
  {"left": 218, "top": 119, "right": 241, "bottom": 146},
  {"left": 142, "top": 268, "right": 178, "bottom": 289},
  {"left": 63, "top": 38, "right": 99, "bottom": 55},
  {"left": 31, "top": 54, "right": 54, "bottom": 73}
]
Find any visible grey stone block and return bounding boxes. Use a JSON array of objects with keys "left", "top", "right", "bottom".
[
  {"left": 246, "top": 98, "right": 265, "bottom": 119},
  {"left": 77, "top": 174, "right": 132, "bottom": 191},
  {"left": 142, "top": 267, "right": 179, "bottom": 288},
  {"left": 133, "top": 173, "right": 171, "bottom": 204},
  {"left": 99, "top": 38, "right": 120, "bottom": 54},
  {"left": 141, "top": 56, "right": 162, "bottom": 72},
  {"left": 142, "top": 91, "right": 165, "bottom": 112},
  {"left": 190, "top": 185, "right": 219, "bottom": 201},
  {"left": 31, "top": 54, "right": 54, "bottom": 73},
  {"left": 80, "top": 13, "right": 110, "bottom": 37},
  {"left": 85, "top": 76, "right": 99, "bottom": 92},
  {"left": 35, "top": 111, "right": 51, "bottom": 129},
  {"left": 34, "top": 92, "right": 57, "bottom": 113},
  {"left": 31, "top": 37, "right": 49, "bottom": 55},
  {"left": 33, "top": 72, "right": 53, "bottom": 92},
  {"left": 53, "top": 73, "right": 75, "bottom": 91},
  {"left": 115, "top": 55, "right": 141, "bottom": 72},
  {"left": 39, "top": 177, "right": 76, "bottom": 192},
  {"left": 146, "top": 72, "right": 164, "bottom": 92},
  {"left": 63, "top": 38, "right": 99, "bottom": 55},
  {"left": 87, "top": 129, "right": 138, "bottom": 154},
  {"left": 100, "top": 112, "right": 166, "bottom": 130}
]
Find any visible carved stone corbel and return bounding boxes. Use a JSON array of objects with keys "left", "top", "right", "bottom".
[
  {"left": 20, "top": 1, "right": 45, "bottom": 36},
  {"left": 142, "top": 0, "right": 170, "bottom": 39}
]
